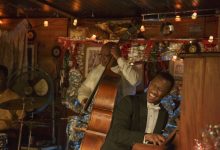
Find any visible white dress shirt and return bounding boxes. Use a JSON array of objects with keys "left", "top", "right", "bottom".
[
  {"left": 77, "top": 57, "right": 141, "bottom": 103},
  {"left": 145, "top": 102, "right": 160, "bottom": 133},
  {"left": 143, "top": 102, "right": 160, "bottom": 144}
]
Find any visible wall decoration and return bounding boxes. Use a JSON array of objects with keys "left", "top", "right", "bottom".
[
  {"left": 180, "top": 41, "right": 204, "bottom": 54},
  {"left": 127, "top": 43, "right": 147, "bottom": 63},
  {"left": 160, "top": 22, "right": 174, "bottom": 36},
  {"left": 84, "top": 46, "right": 102, "bottom": 77},
  {"left": 170, "top": 59, "right": 184, "bottom": 79},
  {"left": 51, "top": 46, "right": 61, "bottom": 58},
  {"left": 27, "top": 29, "right": 36, "bottom": 41}
]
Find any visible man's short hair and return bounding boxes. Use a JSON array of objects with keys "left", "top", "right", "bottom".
[
  {"left": 157, "top": 71, "right": 175, "bottom": 91},
  {"left": 0, "top": 65, "right": 8, "bottom": 77}
]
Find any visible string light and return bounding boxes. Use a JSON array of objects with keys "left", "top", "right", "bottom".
[
  {"left": 140, "top": 25, "right": 145, "bottom": 32},
  {"left": 73, "top": 18, "right": 77, "bottom": 26},
  {"left": 208, "top": 35, "right": 214, "bottom": 43},
  {"left": 90, "top": 34, "right": 97, "bottom": 40},
  {"left": 191, "top": 12, "right": 197, "bottom": 19},
  {"left": 129, "top": 62, "right": 134, "bottom": 66},
  {"left": 175, "top": 15, "right": 181, "bottom": 22},
  {"left": 172, "top": 55, "right": 178, "bottom": 61},
  {"left": 175, "top": 3, "right": 182, "bottom": 9},
  {"left": 43, "top": 20, "right": 49, "bottom": 27}
]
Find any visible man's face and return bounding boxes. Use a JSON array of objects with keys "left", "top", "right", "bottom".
[
  {"left": 147, "top": 76, "right": 172, "bottom": 104},
  {"left": 0, "top": 72, "right": 7, "bottom": 91},
  {"left": 100, "top": 48, "right": 112, "bottom": 66}
]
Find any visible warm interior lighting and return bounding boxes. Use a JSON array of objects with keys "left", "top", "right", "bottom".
[
  {"left": 191, "top": 12, "right": 197, "bottom": 19},
  {"left": 192, "top": 0, "right": 199, "bottom": 7},
  {"left": 208, "top": 35, "right": 214, "bottom": 43},
  {"left": 140, "top": 25, "right": 145, "bottom": 32},
  {"left": 142, "top": 9, "right": 216, "bottom": 22},
  {"left": 172, "top": 55, "right": 178, "bottom": 61},
  {"left": 175, "top": 15, "right": 181, "bottom": 22},
  {"left": 0, "top": 20, "right": 3, "bottom": 25},
  {"left": 43, "top": 20, "right": 49, "bottom": 27},
  {"left": 73, "top": 19, "right": 78, "bottom": 26},
  {"left": 43, "top": 4, "right": 50, "bottom": 12},
  {"left": 90, "top": 34, "right": 97, "bottom": 40},
  {"left": 72, "top": 1, "right": 80, "bottom": 11},
  {"left": 175, "top": 3, "right": 182, "bottom": 9}
]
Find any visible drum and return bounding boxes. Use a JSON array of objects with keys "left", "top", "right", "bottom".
[{"left": 0, "top": 133, "right": 8, "bottom": 150}]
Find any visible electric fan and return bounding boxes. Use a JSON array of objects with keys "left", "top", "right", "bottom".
[{"left": 7, "top": 67, "right": 54, "bottom": 114}]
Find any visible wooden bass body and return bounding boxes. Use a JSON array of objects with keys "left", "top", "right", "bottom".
[{"left": 80, "top": 75, "right": 120, "bottom": 150}]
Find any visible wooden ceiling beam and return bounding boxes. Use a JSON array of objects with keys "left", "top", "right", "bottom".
[{"left": 28, "top": 0, "right": 74, "bottom": 18}]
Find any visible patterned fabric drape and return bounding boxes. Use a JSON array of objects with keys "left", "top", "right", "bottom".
[{"left": 0, "top": 19, "right": 28, "bottom": 74}]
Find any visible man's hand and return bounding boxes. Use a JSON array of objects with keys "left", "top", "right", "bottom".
[
  {"left": 144, "top": 133, "right": 166, "bottom": 145},
  {"left": 81, "top": 98, "right": 88, "bottom": 107},
  {"left": 110, "top": 45, "right": 121, "bottom": 60}
]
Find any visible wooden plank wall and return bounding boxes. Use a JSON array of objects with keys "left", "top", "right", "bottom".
[
  {"left": 29, "top": 18, "right": 68, "bottom": 78},
  {"left": 181, "top": 56, "right": 220, "bottom": 149},
  {"left": 0, "top": 18, "right": 68, "bottom": 77}
]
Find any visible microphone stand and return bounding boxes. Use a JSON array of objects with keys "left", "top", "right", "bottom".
[
  {"left": 27, "top": 102, "right": 34, "bottom": 150},
  {"left": 17, "top": 97, "right": 25, "bottom": 150}
]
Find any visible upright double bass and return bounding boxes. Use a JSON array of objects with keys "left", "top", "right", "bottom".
[
  {"left": 79, "top": 22, "right": 143, "bottom": 149},
  {"left": 80, "top": 52, "right": 120, "bottom": 150}
]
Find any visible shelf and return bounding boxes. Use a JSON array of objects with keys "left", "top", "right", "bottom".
[{"left": 179, "top": 52, "right": 220, "bottom": 58}]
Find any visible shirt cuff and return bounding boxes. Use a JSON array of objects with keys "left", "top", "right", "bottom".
[
  {"left": 117, "top": 57, "right": 126, "bottom": 67},
  {"left": 143, "top": 135, "right": 149, "bottom": 144}
]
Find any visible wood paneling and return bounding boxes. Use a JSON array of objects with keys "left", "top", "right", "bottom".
[
  {"left": 30, "top": 18, "right": 68, "bottom": 78},
  {"left": 181, "top": 54, "right": 220, "bottom": 149},
  {"left": 0, "top": 18, "right": 68, "bottom": 77},
  {"left": 0, "top": 0, "right": 219, "bottom": 18}
]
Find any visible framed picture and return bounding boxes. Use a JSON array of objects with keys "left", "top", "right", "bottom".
[
  {"left": 170, "top": 59, "right": 184, "bottom": 79},
  {"left": 84, "top": 46, "right": 102, "bottom": 77}
]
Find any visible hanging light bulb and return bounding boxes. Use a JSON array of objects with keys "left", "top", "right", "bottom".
[
  {"left": 90, "top": 34, "right": 97, "bottom": 40},
  {"left": 208, "top": 35, "right": 214, "bottom": 43},
  {"left": 43, "top": 20, "right": 48, "bottom": 27},
  {"left": 172, "top": 55, "right": 178, "bottom": 61},
  {"left": 140, "top": 25, "right": 145, "bottom": 32},
  {"left": 191, "top": 12, "right": 197, "bottom": 19},
  {"left": 73, "top": 18, "right": 78, "bottom": 26},
  {"left": 175, "top": 15, "right": 181, "bottom": 22}
]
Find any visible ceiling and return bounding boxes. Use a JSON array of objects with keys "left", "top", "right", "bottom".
[{"left": 0, "top": 0, "right": 219, "bottom": 19}]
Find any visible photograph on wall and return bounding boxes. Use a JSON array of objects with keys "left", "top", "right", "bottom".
[
  {"left": 170, "top": 59, "right": 184, "bottom": 79},
  {"left": 84, "top": 46, "right": 102, "bottom": 77}
]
